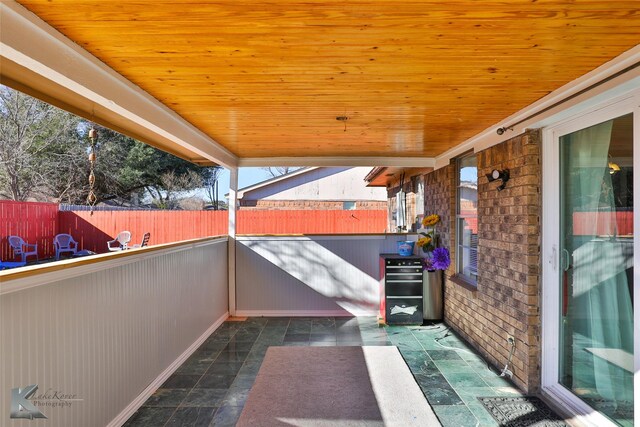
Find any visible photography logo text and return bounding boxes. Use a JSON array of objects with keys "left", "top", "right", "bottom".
[{"left": 10, "top": 384, "right": 82, "bottom": 420}]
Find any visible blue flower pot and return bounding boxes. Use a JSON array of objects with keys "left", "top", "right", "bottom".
[{"left": 397, "top": 241, "right": 415, "bottom": 256}]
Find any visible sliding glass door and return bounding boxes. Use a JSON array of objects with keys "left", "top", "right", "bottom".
[{"left": 558, "top": 113, "right": 634, "bottom": 426}]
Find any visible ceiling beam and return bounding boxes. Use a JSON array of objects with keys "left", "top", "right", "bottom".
[
  {"left": 0, "top": 0, "right": 238, "bottom": 169},
  {"left": 238, "top": 157, "right": 436, "bottom": 168}
]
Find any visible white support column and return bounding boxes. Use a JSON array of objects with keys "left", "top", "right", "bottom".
[{"left": 228, "top": 167, "right": 238, "bottom": 316}]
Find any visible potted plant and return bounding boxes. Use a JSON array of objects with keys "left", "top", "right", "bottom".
[{"left": 417, "top": 214, "right": 451, "bottom": 320}]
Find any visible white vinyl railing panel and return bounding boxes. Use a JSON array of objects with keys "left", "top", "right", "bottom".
[
  {"left": 236, "top": 234, "right": 418, "bottom": 316},
  {"left": 0, "top": 238, "right": 228, "bottom": 426}
]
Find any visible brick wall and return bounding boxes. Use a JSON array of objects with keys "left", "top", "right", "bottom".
[
  {"left": 424, "top": 130, "right": 542, "bottom": 392},
  {"left": 239, "top": 200, "right": 387, "bottom": 210}
]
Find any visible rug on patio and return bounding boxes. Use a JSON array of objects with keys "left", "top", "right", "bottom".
[
  {"left": 237, "top": 346, "right": 441, "bottom": 427},
  {"left": 478, "top": 396, "right": 568, "bottom": 427}
]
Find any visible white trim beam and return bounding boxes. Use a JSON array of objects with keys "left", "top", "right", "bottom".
[
  {"left": 0, "top": 0, "right": 238, "bottom": 168},
  {"left": 238, "top": 157, "right": 436, "bottom": 168}
]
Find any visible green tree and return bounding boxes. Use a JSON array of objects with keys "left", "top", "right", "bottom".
[
  {"left": 0, "top": 85, "right": 210, "bottom": 208},
  {"left": 0, "top": 85, "right": 82, "bottom": 201}
]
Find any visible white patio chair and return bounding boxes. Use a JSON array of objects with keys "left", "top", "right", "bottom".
[
  {"left": 107, "top": 231, "right": 132, "bottom": 252},
  {"left": 8, "top": 235, "right": 38, "bottom": 263},
  {"left": 54, "top": 234, "right": 79, "bottom": 260},
  {"left": 130, "top": 232, "right": 151, "bottom": 249}
]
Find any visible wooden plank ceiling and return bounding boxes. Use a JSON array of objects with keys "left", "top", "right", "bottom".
[{"left": 15, "top": 0, "right": 640, "bottom": 160}]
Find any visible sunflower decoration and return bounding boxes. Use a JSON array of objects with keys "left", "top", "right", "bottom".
[
  {"left": 417, "top": 213, "right": 439, "bottom": 254},
  {"left": 422, "top": 214, "right": 440, "bottom": 227},
  {"left": 418, "top": 212, "right": 451, "bottom": 271},
  {"left": 416, "top": 235, "right": 432, "bottom": 250}
]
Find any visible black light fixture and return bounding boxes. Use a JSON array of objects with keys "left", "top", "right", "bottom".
[
  {"left": 486, "top": 169, "right": 510, "bottom": 191},
  {"left": 336, "top": 116, "right": 349, "bottom": 132}
]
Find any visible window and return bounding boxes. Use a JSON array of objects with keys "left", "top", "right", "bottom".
[
  {"left": 342, "top": 201, "right": 356, "bottom": 210},
  {"left": 456, "top": 153, "right": 478, "bottom": 284}
]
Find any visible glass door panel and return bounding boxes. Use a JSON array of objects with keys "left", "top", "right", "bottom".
[{"left": 559, "top": 113, "right": 634, "bottom": 426}]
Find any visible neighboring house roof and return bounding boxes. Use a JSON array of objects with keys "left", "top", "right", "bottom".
[
  {"left": 227, "top": 167, "right": 387, "bottom": 201},
  {"left": 365, "top": 167, "right": 433, "bottom": 187},
  {"left": 233, "top": 167, "right": 318, "bottom": 199}
]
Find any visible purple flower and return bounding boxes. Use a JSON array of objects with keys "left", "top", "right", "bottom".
[{"left": 431, "top": 247, "right": 451, "bottom": 270}]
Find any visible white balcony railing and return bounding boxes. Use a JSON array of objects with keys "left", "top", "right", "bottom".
[{"left": 0, "top": 237, "right": 229, "bottom": 427}]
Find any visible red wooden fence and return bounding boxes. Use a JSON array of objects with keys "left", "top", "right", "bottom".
[
  {"left": 58, "top": 210, "right": 388, "bottom": 253},
  {"left": 573, "top": 211, "right": 633, "bottom": 236},
  {"left": 57, "top": 210, "right": 229, "bottom": 253},
  {"left": 1, "top": 201, "right": 388, "bottom": 259},
  {"left": 0, "top": 201, "right": 59, "bottom": 261},
  {"left": 237, "top": 210, "right": 387, "bottom": 235}
]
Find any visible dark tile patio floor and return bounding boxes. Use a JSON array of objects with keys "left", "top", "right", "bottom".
[{"left": 124, "top": 317, "right": 524, "bottom": 426}]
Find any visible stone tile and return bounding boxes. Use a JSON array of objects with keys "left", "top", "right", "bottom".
[
  {"left": 195, "top": 374, "right": 236, "bottom": 389},
  {"left": 162, "top": 374, "right": 202, "bottom": 389},
  {"left": 453, "top": 386, "right": 496, "bottom": 405},
  {"left": 282, "top": 341, "right": 311, "bottom": 346},
  {"left": 176, "top": 360, "right": 213, "bottom": 375},
  {"left": 123, "top": 407, "right": 176, "bottom": 426},
  {"left": 237, "top": 359, "right": 263, "bottom": 377},
  {"left": 232, "top": 330, "right": 261, "bottom": 342},
  {"left": 442, "top": 372, "right": 490, "bottom": 388},
  {"left": 231, "top": 374, "right": 256, "bottom": 390},
  {"left": 309, "top": 341, "right": 338, "bottom": 346},
  {"left": 311, "top": 324, "right": 336, "bottom": 334},
  {"left": 221, "top": 341, "right": 254, "bottom": 353},
  {"left": 391, "top": 339, "right": 424, "bottom": 351},
  {"left": 465, "top": 359, "right": 493, "bottom": 373},
  {"left": 208, "top": 330, "right": 237, "bottom": 342},
  {"left": 143, "top": 388, "right": 188, "bottom": 407},
  {"left": 210, "top": 405, "right": 244, "bottom": 426},
  {"left": 361, "top": 340, "right": 392, "bottom": 346},
  {"left": 433, "top": 359, "right": 474, "bottom": 373},
  {"left": 283, "top": 333, "right": 310, "bottom": 342},
  {"left": 245, "top": 348, "right": 268, "bottom": 361},
  {"left": 254, "top": 336, "right": 284, "bottom": 345},
  {"left": 166, "top": 407, "right": 217, "bottom": 427},
  {"left": 206, "top": 362, "right": 244, "bottom": 376},
  {"left": 414, "top": 372, "right": 464, "bottom": 406},
  {"left": 199, "top": 340, "right": 229, "bottom": 352},
  {"left": 182, "top": 389, "right": 227, "bottom": 407},
  {"left": 311, "top": 317, "right": 336, "bottom": 327},
  {"left": 243, "top": 317, "right": 269, "bottom": 326},
  {"left": 467, "top": 402, "right": 500, "bottom": 427},
  {"left": 491, "top": 386, "right": 524, "bottom": 397},
  {"left": 218, "top": 322, "right": 241, "bottom": 331},
  {"left": 265, "top": 318, "right": 290, "bottom": 327},
  {"left": 221, "top": 387, "right": 250, "bottom": 407},
  {"left": 476, "top": 371, "right": 515, "bottom": 388},
  {"left": 214, "top": 351, "right": 249, "bottom": 363},
  {"left": 427, "top": 349, "right": 464, "bottom": 360},
  {"left": 188, "top": 349, "right": 221, "bottom": 364},
  {"left": 432, "top": 404, "right": 478, "bottom": 427},
  {"left": 413, "top": 337, "right": 446, "bottom": 350},
  {"left": 399, "top": 350, "right": 432, "bottom": 371},
  {"left": 308, "top": 333, "right": 337, "bottom": 342}
]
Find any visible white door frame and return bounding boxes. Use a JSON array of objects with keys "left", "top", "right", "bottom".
[{"left": 541, "top": 89, "right": 640, "bottom": 427}]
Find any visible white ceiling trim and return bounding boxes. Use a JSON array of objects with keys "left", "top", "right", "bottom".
[
  {"left": 238, "top": 157, "right": 436, "bottom": 168},
  {"left": 0, "top": 0, "right": 238, "bottom": 168},
  {"left": 434, "top": 44, "right": 640, "bottom": 169}
]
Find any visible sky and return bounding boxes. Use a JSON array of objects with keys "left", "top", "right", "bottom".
[{"left": 197, "top": 167, "right": 277, "bottom": 201}]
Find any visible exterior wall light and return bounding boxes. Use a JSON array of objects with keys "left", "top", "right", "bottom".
[{"left": 486, "top": 169, "right": 510, "bottom": 191}]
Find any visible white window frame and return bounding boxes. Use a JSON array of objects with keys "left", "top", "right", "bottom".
[
  {"left": 541, "top": 89, "right": 640, "bottom": 427},
  {"left": 456, "top": 152, "right": 478, "bottom": 285}
]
